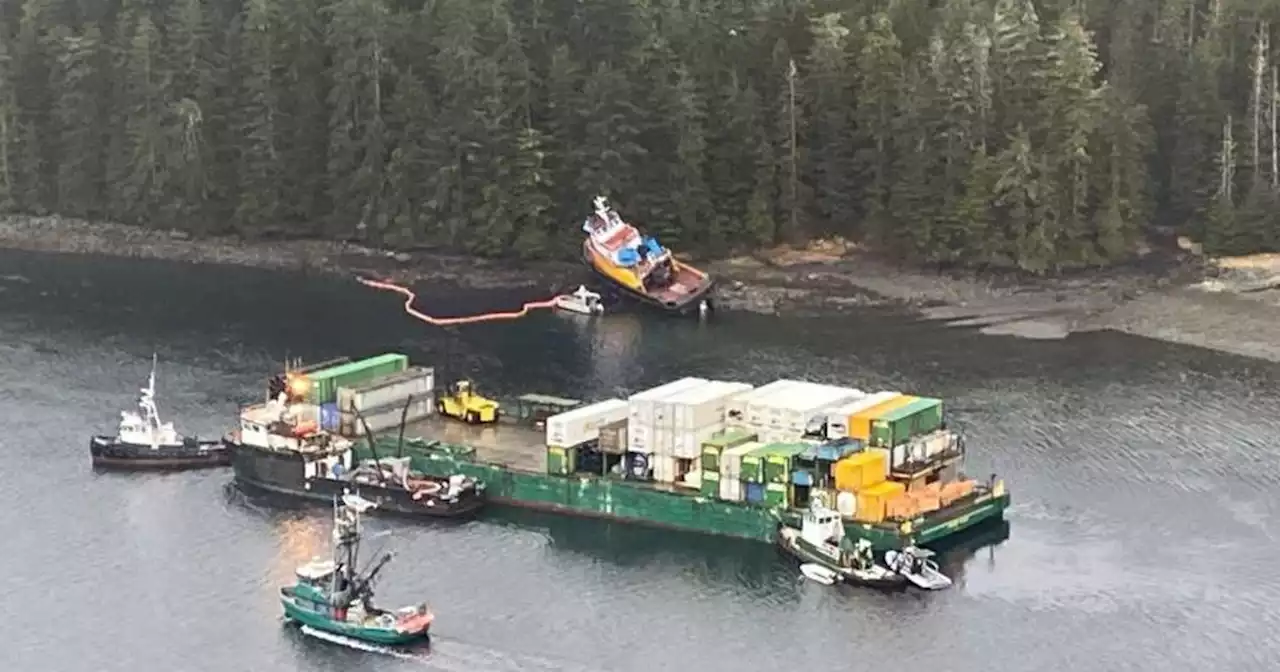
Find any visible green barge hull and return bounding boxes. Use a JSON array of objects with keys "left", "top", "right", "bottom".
[{"left": 357, "top": 417, "right": 1009, "bottom": 552}]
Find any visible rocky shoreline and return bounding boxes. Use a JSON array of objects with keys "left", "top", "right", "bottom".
[{"left": 4, "top": 214, "right": 1280, "bottom": 362}]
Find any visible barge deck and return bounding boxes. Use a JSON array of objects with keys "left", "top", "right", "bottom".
[{"left": 357, "top": 417, "right": 1008, "bottom": 552}]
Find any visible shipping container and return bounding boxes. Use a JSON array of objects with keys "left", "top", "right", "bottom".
[
  {"left": 870, "top": 397, "right": 943, "bottom": 448},
  {"left": 598, "top": 420, "right": 628, "bottom": 454},
  {"left": 547, "top": 445, "right": 577, "bottom": 475},
  {"left": 671, "top": 423, "right": 727, "bottom": 459},
  {"left": 833, "top": 449, "right": 890, "bottom": 492},
  {"left": 338, "top": 396, "right": 432, "bottom": 436},
  {"left": 940, "top": 479, "right": 976, "bottom": 506},
  {"left": 799, "top": 438, "right": 863, "bottom": 463},
  {"left": 718, "top": 477, "right": 743, "bottom": 502},
  {"left": 762, "top": 443, "right": 809, "bottom": 484},
  {"left": 652, "top": 455, "right": 679, "bottom": 484},
  {"left": 699, "top": 429, "right": 758, "bottom": 473},
  {"left": 546, "top": 398, "right": 629, "bottom": 448},
  {"left": 744, "top": 482, "right": 766, "bottom": 504},
  {"left": 700, "top": 470, "right": 720, "bottom": 498},
  {"left": 848, "top": 394, "right": 915, "bottom": 442},
  {"left": 627, "top": 424, "right": 653, "bottom": 454},
  {"left": 336, "top": 367, "right": 435, "bottom": 414},
  {"left": 319, "top": 403, "right": 339, "bottom": 432},
  {"left": 791, "top": 469, "right": 814, "bottom": 487},
  {"left": 627, "top": 377, "right": 708, "bottom": 426},
  {"left": 854, "top": 480, "right": 906, "bottom": 523},
  {"left": 740, "top": 445, "right": 773, "bottom": 483},
  {"left": 741, "top": 380, "right": 806, "bottom": 427},
  {"left": 764, "top": 482, "right": 790, "bottom": 508},
  {"left": 774, "top": 384, "right": 864, "bottom": 433},
  {"left": 726, "top": 380, "right": 796, "bottom": 426},
  {"left": 825, "top": 391, "right": 901, "bottom": 439},
  {"left": 304, "top": 353, "right": 409, "bottom": 405},
  {"left": 718, "top": 441, "right": 763, "bottom": 480},
  {"left": 665, "top": 381, "right": 755, "bottom": 431}
]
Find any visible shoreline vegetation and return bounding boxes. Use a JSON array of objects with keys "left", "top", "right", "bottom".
[{"left": 6, "top": 214, "right": 1280, "bottom": 363}]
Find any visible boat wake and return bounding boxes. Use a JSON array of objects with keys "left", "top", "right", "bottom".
[{"left": 298, "top": 625, "right": 601, "bottom": 672}]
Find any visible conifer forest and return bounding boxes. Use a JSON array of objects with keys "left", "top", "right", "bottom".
[{"left": 0, "top": 0, "right": 1277, "bottom": 271}]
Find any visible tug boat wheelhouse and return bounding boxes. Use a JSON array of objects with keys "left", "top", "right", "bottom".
[
  {"left": 225, "top": 390, "right": 486, "bottom": 519},
  {"left": 88, "top": 355, "right": 229, "bottom": 469},
  {"left": 581, "top": 196, "right": 714, "bottom": 315}
]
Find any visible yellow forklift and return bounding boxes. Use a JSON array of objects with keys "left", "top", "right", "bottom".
[{"left": 436, "top": 379, "right": 501, "bottom": 424}]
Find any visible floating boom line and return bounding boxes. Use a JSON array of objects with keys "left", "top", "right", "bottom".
[{"left": 355, "top": 276, "right": 570, "bottom": 326}]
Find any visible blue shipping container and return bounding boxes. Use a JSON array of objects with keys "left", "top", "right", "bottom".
[
  {"left": 319, "top": 403, "right": 339, "bottom": 431},
  {"left": 791, "top": 469, "right": 814, "bottom": 487},
  {"left": 745, "top": 482, "right": 766, "bottom": 503}
]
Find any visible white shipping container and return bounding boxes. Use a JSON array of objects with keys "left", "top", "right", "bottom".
[
  {"left": 628, "top": 377, "right": 708, "bottom": 426},
  {"left": 652, "top": 455, "right": 678, "bottom": 483},
  {"left": 825, "top": 391, "right": 900, "bottom": 439},
  {"left": 744, "top": 381, "right": 804, "bottom": 427},
  {"left": 339, "top": 396, "right": 433, "bottom": 436},
  {"left": 667, "top": 381, "right": 755, "bottom": 431},
  {"left": 719, "top": 441, "right": 763, "bottom": 479},
  {"left": 336, "top": 367, "right": 435, "bottom": 414},
  {"left": 891, "top": 443, "right": 909, "bottom": 468},
  {"left": 652, "top": 428, "right": 673, "bottom": 456},
  {"left": 545, "top": 398, "right": 629, "bottom": 447},
  {"left": 671, "top": 423, "right": 726, "bottom": 459},
  {"left": 628, "top": 423, "right": 653, "bottom": 454},
  {"left": 728, "top": 380, "right": 796, "bottom": 426},
  {"left": 719, "top": 478, "right": 743, "bottom": 502},
  {"left": 779, "top": 386, "right": 864, "bottom": 432}
]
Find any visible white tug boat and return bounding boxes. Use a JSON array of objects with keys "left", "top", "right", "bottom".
[
  {"left": 88, "top": 355, "right": 229, "bottom": 469},
  {"left": 553, "top": 285, "right": 605, "bottom": 315},
  {"left": 884, "top": 546, "right": 953, "bottom": 590},
  {"left": 778, "top": 500, "right": 906, "bottom": 590}
]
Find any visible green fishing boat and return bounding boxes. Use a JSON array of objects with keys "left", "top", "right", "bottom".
[{"left": 280, "top": 493, "right": 434, "bottom": 645}]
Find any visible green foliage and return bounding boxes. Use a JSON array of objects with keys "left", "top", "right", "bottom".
[{"left": 2, "top": 0, "right": 1279, "bottom": 269}]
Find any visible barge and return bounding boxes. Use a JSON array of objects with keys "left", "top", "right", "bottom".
[{"left": 247, "top": 354, "right": 1010, "bottom": 552}]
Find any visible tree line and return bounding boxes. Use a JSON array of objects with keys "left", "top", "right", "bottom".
[{"left": 0, "top": 0, "right": 1277, "bottom": 271}]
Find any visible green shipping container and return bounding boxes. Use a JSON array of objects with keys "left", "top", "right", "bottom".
[
  {"left": 764, "top": 482, "right": 790, "bottom": 508},
  {"left": 546, "top": 446, "right": 577, "bottom": 475},
  {"left": 305, "top": 353, "right": 409, "bottom": 405},
  {"left": 763, "top": 443, "right": 809, "bottom": 484},
  {"left": 699, "top": 429, "right": 758, "bottom": 473},
  {"left": 700, "top": 471, "right": 720, "bottom": 498},
  {"left": 870, "top": 397, "right": 943, "bottom": 447},
  {"left": 740, "top": 446, "right": 771, "bottom": 483}
]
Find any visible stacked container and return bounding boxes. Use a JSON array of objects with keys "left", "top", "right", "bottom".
[
  {"left": 305, "top": 353, "right": 410, "bottom": 405},
  {"left": 847, "top": 394, "right": 914, "bottom": 443},
  {"left": 598, "top": 420, "right": 628, "bottom": 454},
  {"left": 825, "top": 391, "right": 901, "bottom": 440},
  {"left": 717, "top": 441, "right": 762, "bottom": 502},
  {"left": 854, "top": 480, "right": 906, "bottom": 523},
  {"left": 664, "top": 381, "right": 754, "bottom": 458},
  {"left": 870, "top": 397, "right": 943, "bottom": 448},
  {"left": 544, "top": 399, "right": 630, "bottom": 477},
  {"left": 699, "top": 429, "right": 757, "bottom": 498},
  {"left": 334, "top": 364, "right": 434, "bottom": 437},
  {"left": 627, "top": 377, "right": 707, "bottom": 455}
]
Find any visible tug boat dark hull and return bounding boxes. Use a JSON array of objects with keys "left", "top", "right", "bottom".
[
  {"left": 89, "top": 436, "right": 231, "bottom": 470},
  {"left": 227, "top": 440, "right": 485, "bottom": 519}
]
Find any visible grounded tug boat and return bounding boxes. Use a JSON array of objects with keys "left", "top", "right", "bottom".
[
  {"left": 226, "top": 365, "right": 485, "bottom": 519},
  {"left": 282, "top": 493, "right": 433, "bottom": 645},
  {"left": 581, "top": 196, "right": 714, "bottom": 315},
  {"left": 89, "top": 355, "right": 229, "bottom": 469}
]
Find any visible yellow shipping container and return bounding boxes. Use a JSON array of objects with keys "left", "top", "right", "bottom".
[
  {"left": 848, "top": 395, "right": 915, "bottom": 441},
  {"left": 853, "top": 480, "right": 906, "bottom": 523},
  {"left": 832, "top": 449, "right": 890, "bottom": 492}
]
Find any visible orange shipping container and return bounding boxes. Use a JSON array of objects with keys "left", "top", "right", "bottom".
[
  {"left": 854, "top": 480, "right": 906, "bottom": 523},
  {"left": 832, "top": 449, "right": 889, "bottom": 492},
  {"left": 884, "top": 493, "right": 916, "bottom": 520},
  {"left": 910, "top": 493, "right": 942, "bottom": 514},
  {"left": 940, "top": 479, "right": 976, "bottom": 506},
  {"left": 847, "top": 395, "right": 915, "bottom": 442}
]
